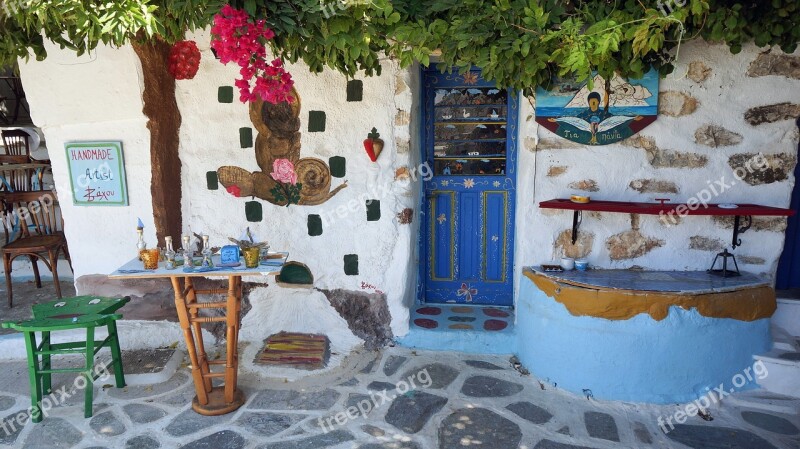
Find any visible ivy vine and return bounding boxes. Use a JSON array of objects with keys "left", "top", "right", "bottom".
[{"left": 1, "top": 1, "right": 798, "bottom": 92}]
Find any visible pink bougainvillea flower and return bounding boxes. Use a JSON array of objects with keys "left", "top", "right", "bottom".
[
  {"left": 210, "top": 5, "right": 294, "bottom": 104},
  {"left": 270, "top": 159, "right": 298, "bottom": 185},
  {"left": 226, "top": 185, "right": 242, "bottom": 197}
]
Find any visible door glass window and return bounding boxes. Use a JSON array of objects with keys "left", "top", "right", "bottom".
[{"left": 433, "top": 87, "right": 508, "bottom": 175}]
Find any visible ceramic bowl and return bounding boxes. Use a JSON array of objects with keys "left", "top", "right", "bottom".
[
  {"left": 560, "top": 257, "right": 575, "bottom": 270},
  {"left": 570, "top": 195, "right": 591, "bottom": 204}
]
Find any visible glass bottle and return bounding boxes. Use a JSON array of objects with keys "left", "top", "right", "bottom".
[
  {"left": 201, "top": 235, "right": 214, "bottom": 268},
  {"left": 182, "top": 235, "right": 194, "bottom": 271},
  {"left": 136, "top": 227, "right": 147, "bottom": 260},
  {"left": 164, "top": 236, "right": 176, "bottom": 270}
]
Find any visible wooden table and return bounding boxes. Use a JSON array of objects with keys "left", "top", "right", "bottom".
[{"left": 109, "top": 254, "right": 285, "bottom": 415}]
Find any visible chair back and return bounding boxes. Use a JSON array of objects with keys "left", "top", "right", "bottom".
[
  {"left": 1, "top": 190, "right": 63, "bottom": 244},
  {"left": 1, "top": 130, "right": 31, "bottom": 161},
  {"left": 0, "top": 161, "right": 38, "bottom": 192}
]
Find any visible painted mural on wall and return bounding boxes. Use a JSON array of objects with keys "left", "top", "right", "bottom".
[
  {"left": 535, "top": 69, "right": 659, "bottom": 145},
  {"left": 217, "top": 87, "right": 347, "bottom": 206}
]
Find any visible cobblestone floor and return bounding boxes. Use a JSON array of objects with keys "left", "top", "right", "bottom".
[{"left": 0, "top": 346, "right": 798, "bottom": 449}]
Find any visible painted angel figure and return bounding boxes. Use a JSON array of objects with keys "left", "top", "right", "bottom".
[{"left": 549, "top": 91, "right": 643, "bottom": 144}]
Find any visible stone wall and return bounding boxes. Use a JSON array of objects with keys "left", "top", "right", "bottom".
[{"left": 522, "top": 41, "right": 800, "bottom": 275}]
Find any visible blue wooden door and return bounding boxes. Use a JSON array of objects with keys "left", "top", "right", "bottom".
[{"left": 420, "top": 69, "right": 517, "bottom": 306}]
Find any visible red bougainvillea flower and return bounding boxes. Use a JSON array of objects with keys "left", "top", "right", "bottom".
[
  {"left": 168, "top": 40, "right": 201, "bottom": 80},
  {"left": 226, "top": 185, "right": 242, "bottom": 197},
  {"left": 210, "top": 5, "right": 294, "bottom": 104}
]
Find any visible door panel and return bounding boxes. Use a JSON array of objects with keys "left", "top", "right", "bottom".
[
  {"left": 421, "top": 69, "right": 517, "bottom": 306},
  {"left": 430, "top": 191, "right": 455, "bottom": 281}
]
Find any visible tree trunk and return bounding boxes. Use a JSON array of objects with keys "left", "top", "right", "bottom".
[{"left": 132, "top": 39, "right": 182, "bottom": 244}]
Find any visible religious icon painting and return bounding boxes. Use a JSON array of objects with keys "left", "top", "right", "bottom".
[{"left": 535, "top": 68, "right": 659, "bottom": 145}]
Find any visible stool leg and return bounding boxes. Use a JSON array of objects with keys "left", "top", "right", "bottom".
[
  {"left": 83, "top": 326, "right": 95, "bottom": 418},
  {"left": 23, "top": 331, "right": 43, "bottom": 423},
  {"left": 41, "top": 331, "right": 51, "bottom": 394},
  {"left": 107, "top": 320, "right": 125, "bottom": 388}
]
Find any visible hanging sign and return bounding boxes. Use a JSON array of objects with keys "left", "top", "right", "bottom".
[
  {"left": 535, "top": 68, "right": 659, "bottom": 145},
  {"left": 65, "top": 141, "right": 128, "bottom": 206}
]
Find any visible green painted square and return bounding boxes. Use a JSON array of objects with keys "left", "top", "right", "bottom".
[
  {"left": 245, "top": 201, "right": 262, "bottom": 222},
  {"left": 239, "top": 127, "right": 253, "bottom": 148},
  {"left": 308, "top": 214, "right": 323, "bottom": 236},
  {"left": 329, "top": 156, "right": 346, "bottom": 178},
  {"left": 366, "top": 200, "right": 381, "bottom": 221},
  {"left": 206, "top": 171, "right": 219, "bottom": 190},
  {"left": 346, "top": 80, "right": 363, "bottom": 102},
  {"left": 344, "top": 254, "right": 359, "bottom": 275},
  {"left": 218, "top": 86, "right": 234, "bottom": 103},
  {"left": 308, "top": 111, "right": 326, "bottom": 132}
]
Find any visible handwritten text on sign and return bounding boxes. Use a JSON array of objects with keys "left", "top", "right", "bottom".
[{"left": 65, "top": 141, "right": 128, "bottom": 206}]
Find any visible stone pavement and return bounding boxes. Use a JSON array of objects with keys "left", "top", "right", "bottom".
[{"left": 0, "top": 346, "right": 798, "bottom": 449}]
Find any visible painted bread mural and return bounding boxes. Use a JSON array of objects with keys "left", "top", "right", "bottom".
[{"left": 217, "top": 87, "right": 347, "bottom": 206}]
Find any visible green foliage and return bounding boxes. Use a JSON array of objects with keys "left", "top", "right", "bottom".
[
  {"left": 0, "top": 0, "right": 223, "bottom": 66},
  {"left": 1, "top": 0, "right": 798, "bottom": 93},
  {"left": 270, "top": 182, "right": 302, "bottom": 206}
]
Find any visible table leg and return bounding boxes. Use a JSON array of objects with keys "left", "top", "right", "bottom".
[
  {"left": 170, "top": 277, "right": 209, "bottom": 406},
  {"left": 185, "top": 278, "right": 212, "bottom": 393},
  {"left": 224, "top": 275, "right": 238, "bottom": 403},
  {"left": 171, "top": 275, "right": 245, "bottom": 415}
]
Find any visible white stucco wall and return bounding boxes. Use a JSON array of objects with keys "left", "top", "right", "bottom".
[
  {"left": 18, "top": 41, "right": 157, "bottom": 279},
  {"left": 15, "top": 36, "right": 800, "bottom": 352}
]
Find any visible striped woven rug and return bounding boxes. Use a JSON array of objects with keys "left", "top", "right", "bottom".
[{"left": 255, "top": 332, "right": 330, "bottom": 370}]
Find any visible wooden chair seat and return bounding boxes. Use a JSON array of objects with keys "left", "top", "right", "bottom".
[{"left": 3, "top": 234, "right": 65, "bottom": 251}]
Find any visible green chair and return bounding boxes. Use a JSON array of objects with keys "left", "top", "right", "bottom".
[{"left": 1, "top": 295, "right": 129, "bottom": 422}]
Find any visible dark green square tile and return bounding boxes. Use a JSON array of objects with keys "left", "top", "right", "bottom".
[
  {"left": 239, "top": 127, "right": 253, "bottom": 148},
  {"left": 329, "top": 156, "right": 346, "bottom": 178},
  {"left": 218, "top": 86, "right": 234, "bottom": 103},
  {"left": 344, "top": 254, "right": 359, "bottom": 275},
  {"left": 366, "top": 200, "right": 381, "bottom": 221},
  {"left": 346, "top": 80, "right": 363, "bottom": 102},
  {"left": 308, "top": 111, "right": 326, "bottom": 132},
  {"left": 206, "top": 171, "right": 219, "bottom": 190},
  {"left": 245, "top": 201, "right": 262, "bottom": 222},
  {"left": 308, "top": 214, "right": 323, "bottom": 236}
]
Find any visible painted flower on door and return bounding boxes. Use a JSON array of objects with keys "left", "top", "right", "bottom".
[{"left": 457, "top": 283, "right": 478, "bottom": 302}]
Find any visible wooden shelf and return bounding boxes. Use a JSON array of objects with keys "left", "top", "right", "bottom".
[
  {"left": 539, "top": 199, "right": 795, "bottom": 217},
  {"left": 539, "top": 198, "right": 795, "bottom": 249}
]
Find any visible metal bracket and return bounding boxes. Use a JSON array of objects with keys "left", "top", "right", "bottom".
[
  {"left": 571, "top": 210, "right": 582, "bottom": 245},
  {"left": 731, "top": 215, "right": 752, "bottom": 249}
]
